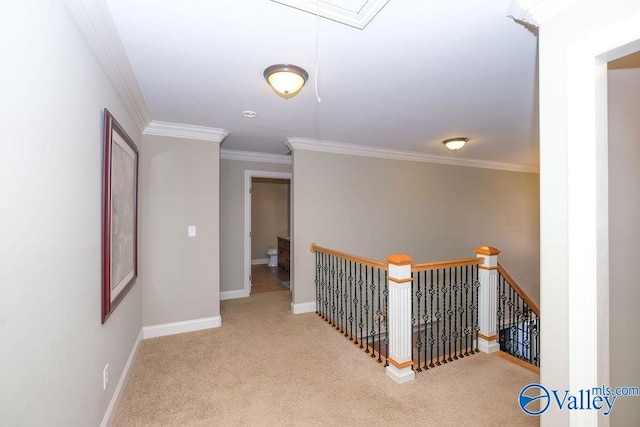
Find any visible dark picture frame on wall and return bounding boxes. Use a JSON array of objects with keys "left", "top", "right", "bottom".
[{"left": 102, "top": 109, "right": 139, "bottom": 323}]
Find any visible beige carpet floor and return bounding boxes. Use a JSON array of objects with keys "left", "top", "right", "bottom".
[{"left": 113, "top": 291, "right": 539, "bottom": 426}]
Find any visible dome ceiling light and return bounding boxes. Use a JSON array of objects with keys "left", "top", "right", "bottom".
[
  {"left": 264, "top": 64, "right": 308, "bottom": 99},
  {"left": 442, "top": 137, "right": 469, "bottom": 151}
]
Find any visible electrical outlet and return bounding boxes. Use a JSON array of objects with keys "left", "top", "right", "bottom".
[{"left": 103, "top": 363, "right": 109, "bottom": 391}]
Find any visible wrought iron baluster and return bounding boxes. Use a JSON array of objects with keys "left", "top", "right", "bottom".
[
  {"left": 316, "top": 252, "right": 320, "bottom": 317},
  {"left": 435, "top": 268, "right": 442, "bottom": 366},
  {"left": 318, "top": 252, "right": 323, "bottom": 318},
  {"left": 428, "top": 269, "right": 435, "bottom": 368},
  {"left": 376, "top": 268, "right": 383, "bottom": 363},
  {"left": 516, "top": 287, "right": 522, "bottom": 359},
  {"left": 414, "top": 272, "right": 421, "bottom": 372},
  {"left": 446, "top": 268, "right": 452, "bottom": 363},
  {"left": 422, "top": 271, "right": 429, "bottom": 370},
  {"left": 498, "top": 275, "right": 505, "bottom": 351},
  {"left": 457, "top": 267, "right": 463, "bottom": 359},
  {"left": 324, "top": 253, "right": 329, "bottom": 320},
  {"left": 372, "top": 268, "right": 378, "bottom": 360},
  {"left": 372, "top": 268, "right": 379, "bottom": 361},
  {"left": 357, "top": 264, "right": 363, "bottom": 348},
  {"left": 331, "top": 255, "right": 337, "bottom": 327},
  {"left": 508, "top": 280, "right": 515, "bottom": 354},
  {"left": 533, "top": 315, "right": 540, "bottom": 366},
  {"left": 326, "top": 254, "right": 334, "bottom": 323},
  {"left": 347, "top": 261, "right": 357, "bottom": 341},
  {"left": 469, "top": 265, "right": 478, "bottom": 354},
  {"left": 383, "top": 270, "right": 389, "bottom": 366},
  {"left": 322, "top": 253, "right": 328, "bottom": 321},
  {"left": 315, "top": 251, "right": 320, "bottom": 315},
  {"left": 364, "top": 266, "right": 370, "bottom": 354},
  {"left": 338, "top": 259, "right": 344, "bottom": 332},
  {"left": 474, "top": 266, "right": 480, "bottom": 353},
  {"left": 421, "top": 271, "right": 429, "bottom": 370},
  {"left": 463, "top": 265, "right": 470, "bottom": 356},
  {"left": 521, "top": 299, "right": 528, "bottom": 361},
  {"left": 453, "top": 267, "right": 459, "bottom": 360}
]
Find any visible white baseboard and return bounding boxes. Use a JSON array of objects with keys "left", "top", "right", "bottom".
[
  {"left": 101, "top": 329, "right": 143, "bottom": 427},
  {"left": 477, "top": 337, "right": 500, "bottom": 354},
  {"left": 386, "top": 365, "right": 416, "bottom": 384},
  {"left": 251, "top": 258, "right": 269, "bottom": 265},
  {"left": 142, "top": 316, "right": 222, "bottom": 339},
  {"left": 291, "top": 301, "right": 316, "bottom": 314},
  {"left": 220, "top": 289, "right": 250, "bottom": 300}
]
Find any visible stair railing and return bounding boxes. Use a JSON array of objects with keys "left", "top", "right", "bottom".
[
  {"left": 311, "top": 243, "right": 539, "bottom": 383},
  {"left": 411, "top": 258, "right": 482, "bottom": 372},
  {"left": 312, "top": 243, "right": 389, "bottom": 365},
  {"left": 496, "top": 262, "right": 540, "bottom": 368}
]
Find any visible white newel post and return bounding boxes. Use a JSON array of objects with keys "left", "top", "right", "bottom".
[
  {"left": 385, "top": 253, "right": 415, "bottom": 384},
  {"left": 475, "top": 246, "right": 501, "bottom": 353}
]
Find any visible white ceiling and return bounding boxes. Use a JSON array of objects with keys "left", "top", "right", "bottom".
[{"left": 104, "top": 0, "right": 539, "bottom": 170}]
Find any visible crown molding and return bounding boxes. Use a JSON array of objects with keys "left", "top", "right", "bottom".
[
  {"left": 285, "top": 138, "right": 538, "bottom": 173},
  {"left": 506, "top": 0, "right": 581, "bottom": 27},
  {"left": 271, "top": 0, "right": 390, "bottom": 30},
  {"left": 220, "top": 150, "right": 291, "bottom": 164},
  {"left": 144, "top": 121, "right": 229, "bottom": 143},
  {"left": 62, "top": 0, "right": 150, "bottom": 132}
]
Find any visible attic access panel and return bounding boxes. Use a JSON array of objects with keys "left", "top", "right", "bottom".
[{"left": 271, "top": 0, "right": 390, "bottom": 29}]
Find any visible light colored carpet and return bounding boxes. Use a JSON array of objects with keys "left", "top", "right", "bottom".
[{"left": 113, "top": 291, "right": 539, "bottom": 426}]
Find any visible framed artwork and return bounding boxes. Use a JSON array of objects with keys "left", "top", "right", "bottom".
[{"left": 102, "top": 109, "right": 138, "bottom": 323}]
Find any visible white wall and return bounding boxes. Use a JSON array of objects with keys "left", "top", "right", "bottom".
[
  {"left": 291, "top": 150, "right": 540, "bottom": 307},
  {"left": 608, "top": 67, "right": 640, "bottom": 426},
  {"left": 537, "top": 1, "right": 640, "bottom": 425},
  {"left": 0, "top": 2, "right": 141, "bottom": 425},
  {"left": 139, "top": 135, "right": 220, "bottom": 327}
]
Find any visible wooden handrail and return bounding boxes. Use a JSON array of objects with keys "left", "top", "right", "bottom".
[
  {"left": 497, "top": 262, "right": 540, "bottom": 317},
  {"left": 310, "top": 243, "right": 387, "bottom": 270},
  {"left": 412, "top": 257, "right": 483, "bottom": 272},
  {"left": 309, "top": 244, "right": 538, "bottom": 317}
]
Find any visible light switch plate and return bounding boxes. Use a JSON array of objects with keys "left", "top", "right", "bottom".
[{"left": 188, "top": 225, "right": 196, "bottom": 237}]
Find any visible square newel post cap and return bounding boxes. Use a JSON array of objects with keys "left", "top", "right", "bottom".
[
  {"left": 387, "top": 254, "right": 413, "bottom": 282},
  {"left": 475, "top": 246, "right": 500, "bottom": 268},
  {"left": 474, "top": 246, "right": 500, "bottom": 256},
  {"left": 386, "top": 254, "right": 413, "bottom": 265}
]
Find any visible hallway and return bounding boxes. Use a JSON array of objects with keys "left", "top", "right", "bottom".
[
  {"left": 251, "top": 264, "right": 290, "bottom": 294},
  {"left": 113, "top": 291, "right": 538, "bottom": 426}
]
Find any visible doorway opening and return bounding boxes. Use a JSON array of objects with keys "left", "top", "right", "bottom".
[
  {"left": 607, "top": 50, "right": 640, "bottom": 424},
  {"left": 562, "top": 18, "right": 640, "bottom": 425},
  {"left": 244, "top": 170, "right": 292, "bottom": 298}
]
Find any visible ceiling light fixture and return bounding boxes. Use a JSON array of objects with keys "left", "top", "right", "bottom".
[
  {"left": 264, "top": 64, "right": 308, "bottom": 99},
  {"left": 442, "top": 137, "right": 469, "bottom": 151}
]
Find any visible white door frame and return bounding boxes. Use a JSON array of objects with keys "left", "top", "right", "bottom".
[
  {"left": 564, "top": 12, "right": 640, "bottom": 427},
  {"left": 244, "top": 170, "right": 292, "bottom": 297}
]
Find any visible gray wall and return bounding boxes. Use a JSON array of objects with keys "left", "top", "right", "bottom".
[
  {"left": 0, "top": 2, "right": 141, "bottom": 425},
  {"left": 251, "top": 178, "right": 290, "bottom": 260},
  {"left": 139, "top": 135, "right": 220, "bottom": 326},
  {"left": 291, "top": 150, "right": 539, "bottom": 306},
  {"left": 220, "top": 159, "right": 292, "bottom": 292},
  {"left": 608, "top": 67, "right": 640, "bottom": 425}
]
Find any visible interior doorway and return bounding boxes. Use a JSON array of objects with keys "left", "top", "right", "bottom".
[
  {"left": 243, "top": 170, "right": 292, "bottom": 297},
  {"left": 562, "top": 22, "right": 640, "bottom": 426},
  {"left": 607, "top": 51, "right": 640, "bottom": 424}
]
